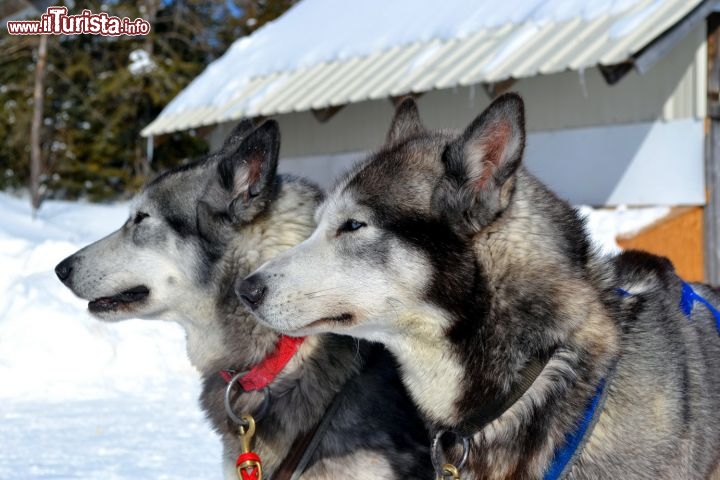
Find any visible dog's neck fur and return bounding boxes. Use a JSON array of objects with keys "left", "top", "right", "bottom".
[
  {"left": 387, "top": 171, "right": 621, "bottom": 479},
  {"left": 173, "top": 179, "right": 363, "bottom": 476},
  {"left": 172, "top": 179, "right": 319, "bottom": 373}
]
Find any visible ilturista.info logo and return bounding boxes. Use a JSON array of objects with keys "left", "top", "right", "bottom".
[{"left": 7, "top": 6, "right": 151, "bottom": 36}]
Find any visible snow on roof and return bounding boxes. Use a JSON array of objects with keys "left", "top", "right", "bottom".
[{"left": 143, "top": 0, "right": 705, "bottom": 136}]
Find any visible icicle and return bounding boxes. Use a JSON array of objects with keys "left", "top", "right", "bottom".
[
  {"left": 578, "top": 68, "right": 588, "bottom": 98},
  {"left": 147, "top": 134, "right": 154, "bottom": 164}
]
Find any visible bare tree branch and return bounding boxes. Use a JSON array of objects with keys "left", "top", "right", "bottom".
[{"left": 30, "top": 34, "right": 48, "bottom": 215}]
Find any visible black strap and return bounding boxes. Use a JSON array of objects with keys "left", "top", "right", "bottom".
[
  {"left": 272, "top": 422, "right": 321, "bottom": 480},
  {"left": 453, "top": 353, "right": 551, "bottom": 437},
  {"left": 272, "top": 377, "right": 347, "bottom": 479},
  {"left": 286, "top": 392, "right": 344, "bottom": 480}
]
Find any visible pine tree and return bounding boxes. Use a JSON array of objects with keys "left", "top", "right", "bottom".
[{"left": 0, "top": 0, "right": 296, "bottom": 204}]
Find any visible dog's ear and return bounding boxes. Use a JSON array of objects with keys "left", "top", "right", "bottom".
[
  {"left": 435, "top": 93, "right": 525, "bottom": 234},
  {"left": 220, "top": 119, "right": 280, "bottom": 223},
  {"left": 217, "top": 120, "right": 280, "bottom": 215},
  {"left": 386, "top": 98, "right": 425, "bottom": 145},
  {"left": 220, "top": 119, "right": 255, "bottom": 152},
  {"left": 199, "top": 120, "right": 280, "bottom": 233}
]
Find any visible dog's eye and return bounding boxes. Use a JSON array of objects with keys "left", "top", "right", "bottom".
[
  {"left": 336, "top": 219, "right": 366, "bottom": 236},
  {"left": 133, "top": 212, "right": 149, "bottom": 225}
]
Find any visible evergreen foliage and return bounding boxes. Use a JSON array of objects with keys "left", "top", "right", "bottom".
[{"left": 0, "top": 0, "right": 296, "bottom": 202}]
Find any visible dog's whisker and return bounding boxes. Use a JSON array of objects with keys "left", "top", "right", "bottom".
[
  {"left": 304, "top": 286, "right": 355, "bottom": 295},
  {"left": 304, "top": 287, "right": 362, "bottom": 299}
]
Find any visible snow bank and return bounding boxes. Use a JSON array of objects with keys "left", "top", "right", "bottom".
[
  {"left": 0, "top": 193, "right": 198, "bottom": 401},
  {"left": 579, "top": 205, "right": 670, "bottom": 254},
  {"left": 0, "top": 193, "right": 218, "bottom": 479}
]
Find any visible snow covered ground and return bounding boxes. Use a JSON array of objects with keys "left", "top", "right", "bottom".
[
  {"left": 0, "top": 193, "right": 219, "bottom": 479},
  {"left": 0, "top": 191, "right": 668, "bottom": 479}
]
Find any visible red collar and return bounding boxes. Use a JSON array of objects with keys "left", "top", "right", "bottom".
[{"left": 220, "top": 335, "right": 305, "bottom": 391}]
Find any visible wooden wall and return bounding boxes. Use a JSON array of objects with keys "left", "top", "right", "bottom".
[{"left": 617, "top": 207, "right": 705, "bottom": 282}]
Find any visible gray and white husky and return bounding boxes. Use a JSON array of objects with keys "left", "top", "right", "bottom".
[
  {"left": 55, "top": 120, "right": 430, "bottom": 479},
  {"left": 240, "top": 95, "right": 720, "bottom": 479}
]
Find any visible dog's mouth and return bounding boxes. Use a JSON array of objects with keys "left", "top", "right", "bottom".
[
  {"left": 88, "top": 286, "right": 150, "bottom": 313},
  {"left": 306, "top": 312, "right": 355, "bottom": 329}
]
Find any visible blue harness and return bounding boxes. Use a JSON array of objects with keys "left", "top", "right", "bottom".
[
  {"left": 679, "top": 281, "right": 720, "bottom": 330},
  {"left": 543, "top": 281, "right": 720, "bottom": 480}
]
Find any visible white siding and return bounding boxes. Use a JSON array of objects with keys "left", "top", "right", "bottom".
[
  {"left": 275, "top": 119, "right": 704, "bottom": 207},
  {"left": 524, "top": 119, "right": 704, "bottom": 206}
]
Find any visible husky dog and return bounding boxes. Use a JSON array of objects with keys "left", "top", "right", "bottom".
[
  {"left": 55, "top": 120, "right": 430, "bottom": 479},
  {"left": 240, "top": 95, "right": 720, "bottom": 479}
]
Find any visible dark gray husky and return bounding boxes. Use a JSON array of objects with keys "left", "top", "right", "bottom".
[
  {"left": 55, "top": 120, "right": 430, "bottom": 479},
  {"left": 239, "top": 95, "right": 720, "bottom": 479}
]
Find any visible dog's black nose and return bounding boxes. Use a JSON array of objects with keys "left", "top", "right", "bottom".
[
  {"left": 236, "top": 275, "right": 267, "bottom": 310},
  {"left": 55, "top": 257, "right": 74, "bottom": 284}
]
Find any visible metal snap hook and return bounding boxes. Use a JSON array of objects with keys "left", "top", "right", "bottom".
[
  {"left": 431, "top": 430, "right": 470, "bottom": 479},
  {"left": 224, "top": 371, "right": 271, "bottom": 426}
]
